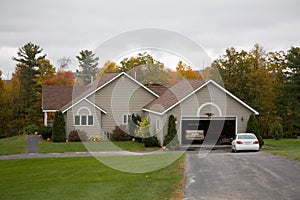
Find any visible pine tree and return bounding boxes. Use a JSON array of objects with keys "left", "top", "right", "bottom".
[
  {"left": 76, "top": 50, "right": 99, "bottom": 85},
  {"left": 282, "top": 47, "right": 300, "bottom": 136},
  {"left": 246, "top": 114, "right": 264, "bottom": 147},
  {"left": 52, "top": 111, "right": 66, "bottom": 142},
  {"left": 12, "top": 42, "right": 46, "bottom": 127},
  {"left": 163, "top": 115, "right": 179, "bottom": 148}
]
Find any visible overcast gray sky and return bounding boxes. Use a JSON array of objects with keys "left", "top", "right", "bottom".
[{"left": 0, "top": 0, "right": 299, "bottom": 78}]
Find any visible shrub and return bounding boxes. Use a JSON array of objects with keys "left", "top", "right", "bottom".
[
  {"left": 246, "top": 114, "right": 264, "bottom": 147},
  {"left": 135, "top": 119, "right": 150, "bottom": 138},
  {"left": 68, "top": 130, "right": 88, "bottom": 142},
  {"left": 111, "top": 125, "right": 131, "bottom": 141},
  {"left": 52, "top": 111, "right": 66, "bottom": 142},
  {"left": 39, "top": 126, "right": 52, "bottom": 140},
  {"left": 129, "top": 114, "right": 141, "bottom": 136},
  {"left": 143, "top": 136, "right": 160, "bottom": 147},
  {"left": 89, "top": 135, "right": 104, "bottom": 142},
  {"left": 23, "top": 124, "right": 40, "bottom": 135},
  {"left": 163, "top": 115, "right": 179, "bottom": 149},
  {"left": 270, "top": 121, "right": 283, "bottom": 140}
]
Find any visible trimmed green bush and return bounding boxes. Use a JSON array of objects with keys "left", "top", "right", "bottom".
[
  {"left": 39, "top": 126, "right": 52, "bottom": 140},
  {"left": 163, "top": 115, "right": 179, "bottom": 149},
  {"left": 111, "top": 125, "right": 131, "bottom": 141},
  {"left": 52, "top": 111, "right": 66, "bottom": 142},
  {"left": 246, "top": 114, "right": 264, "bottom": 147},
  {"left": 23, "top": 124, "right": 40, "bottom": 135},
  {"left": 143, "top": 136, "right": 160, "bottom": 147},
  {"left": 270, "top": 121, "right": 283, "bottom": 140}
]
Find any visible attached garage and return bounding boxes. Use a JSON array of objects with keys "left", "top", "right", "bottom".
[
  {"left": 144, "top": 79, "right": 259, "bottom": 146},
  {"left": 181, "top": 116, "right": 237, "bottom": 145}
]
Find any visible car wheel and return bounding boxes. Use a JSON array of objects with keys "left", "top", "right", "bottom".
[{"left": 232, "top": 147, "right": 237, "bottom": 153}]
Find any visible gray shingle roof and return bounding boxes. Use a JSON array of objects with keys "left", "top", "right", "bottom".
[
  {"left": 42, "top": 86, "right": 86, "bottom": 110},
  {"left": 143, "top": 79, "right": 205, "bottom": 113}
]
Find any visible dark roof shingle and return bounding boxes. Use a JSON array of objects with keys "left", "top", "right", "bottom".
[
  {"left": 42, "top": 86, "right": 86, "bottom": 110},
  {"left": 143, "top": 79, "right": 205, "bottom": 113}
]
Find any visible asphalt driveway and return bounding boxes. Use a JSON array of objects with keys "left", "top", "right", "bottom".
[{"left": 184, "top": 150, "right": 300, "bottom": 200}]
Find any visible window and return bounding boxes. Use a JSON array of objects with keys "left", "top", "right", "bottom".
[
  {"left": 123, "top": 114, "right": 131, "bottom": 124},
  {"left": 75, "top": 116, "right": 80, "bottom": 125},
  {"left": 81, "top": 116, "right": 87, "bottom": 125},
  {"left": 88, "top": 115, "right": 93, "bottom": 125},
  {"left": 74, "top": 115, "right": 93, "bottom": 126},
  {"left": 156, "top": 119, "right": 160, "bottom": 131}
]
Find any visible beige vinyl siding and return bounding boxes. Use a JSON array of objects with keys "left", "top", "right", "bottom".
[
  {"left": 147, "top": 112, "right": 168, "bottom": 145},
  {"left": 195, "top": 83, "right": 252, "bottom": 132},
  {"left": 65, "top": 100, "right": 102, "bottom": 137},
  {"left": 160, "top": 83, "right": 254, "bottom": 144},
  {"left": 95, "top": 75, "right": 156, "bottom": 133}
]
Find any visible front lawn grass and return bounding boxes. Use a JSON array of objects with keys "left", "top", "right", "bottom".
[
  {"left": 0, "top": 135, "right": 27, "bottom": 155},
  {"left": 0, "top": 135, "right": 160, "bottom": 156},
  {"left": 0, "top": 154, "right": 185, "bottom": 200},
  {"left": 262, "top": 138, "right": 300, "bottom": 161}
]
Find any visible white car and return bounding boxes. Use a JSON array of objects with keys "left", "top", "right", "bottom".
[{"left": 232, "top": 133, "right": 260, "bottom": 152}]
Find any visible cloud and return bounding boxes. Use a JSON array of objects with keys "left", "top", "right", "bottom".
[{"left": 0, "top": 0, "right": 299, "bottom": 77}]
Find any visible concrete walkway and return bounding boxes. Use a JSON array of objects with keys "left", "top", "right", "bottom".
[{"left": 0, "top": 150, "right": 179, "bottom": 160}]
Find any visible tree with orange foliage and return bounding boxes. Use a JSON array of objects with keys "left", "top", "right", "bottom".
[
  {"left": 43, "top": 71, "right": 75, "bottom": 86},
  {"left": 176, "top": 61, "right": 203, "bottom": 79}
]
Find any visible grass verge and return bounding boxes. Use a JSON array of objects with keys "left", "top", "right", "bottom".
[
  {"left": 0, "top": 135, "right": 160, "bottom": 155},
  {"left": 0, "top": 154, "right": 185, "bottom": 200},
  {"left": 0, "top": 135, "right": 27, "bottom": 155},
  {"left": 261, "top": 139, "right": 300, "bottom": 161}
]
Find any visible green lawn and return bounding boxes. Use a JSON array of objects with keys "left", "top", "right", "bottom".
[
  {"left": 0, "top": 135, "right": 27, "bottom": 155},
  {"left": 0, "top": 154, "right": 185, "bottom": 200},
  {"left": 262, "top": 139, "right": 300, "bottom": 161},
  {"left": 0, "top": 135, "right": 160, "bottom": 156}
]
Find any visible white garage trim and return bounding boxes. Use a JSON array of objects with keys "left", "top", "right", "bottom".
[
  {"left": 197, "top": 102, "right": 222, "bottom": 117},
  {"left": 180, "top": 116, "right": 237, "bottom": 145}
]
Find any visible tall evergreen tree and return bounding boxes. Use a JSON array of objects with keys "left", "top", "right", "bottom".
[
  {"left": 76, "top": 50, "right": 99, "bottom": 85},
  {"left": 52, "top": 111, "right": 66, "bottom": 142},
  {"left": 281, "top": 47, "right": 300, "bottom": 136},
  {"left": 12, "top": 42, "right": 46, "bottom": 127},
  {"left": 246, "top": 114, "right": 264, "bottom": 147},
  {"left": 163, "top": 115, "right": 179, "bottom": 148}
]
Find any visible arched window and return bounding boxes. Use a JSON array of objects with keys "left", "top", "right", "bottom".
[
  {"left": 197, "top": 102, "right": 222, "bottom": 117},
  {"left": 74, "top": 107, "right": 94, "bottom": 126}
]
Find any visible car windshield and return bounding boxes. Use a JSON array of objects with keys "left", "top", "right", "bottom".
[{"left": 238, "top": 134, "right": 256, "bottom": 139}]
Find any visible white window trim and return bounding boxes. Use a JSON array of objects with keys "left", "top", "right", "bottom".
[
  {"left": 156, "top": 119, "right": 160, "bottom": 131},
  {"left": 74, "top": 106, "right": 94, "bottom": 126},
  {"left": 122, "top": 114, "right": 131, "bottom": 125},
  {"left": 74, "top": 114, "right": 94, "bottom": 126}
]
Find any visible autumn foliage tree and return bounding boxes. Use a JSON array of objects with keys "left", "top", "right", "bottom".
[
  {"left": 0, "top": 71, "right": 13, "bottom": 138},
  {"left": 176, "top": 61, "right": 203, "bottom": 79},
  {"left": 120, "top": 52, "right": 170, "bottom": 85},
  {"left": 36, "top": 58, "right": 55, "bottom": 84},
  {"left": 43, "top": 71, "right": 75, "bottom": 86},
  {"left": 214, "top": 44, "right": 284, "bottom": 136},
  {"left": 99, "top": 61, "right": 120, "bottom": 75}
]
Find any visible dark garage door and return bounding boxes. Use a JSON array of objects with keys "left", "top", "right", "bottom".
[{"left": 181, "top": 117, "right": 236, "bottom": 145}]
